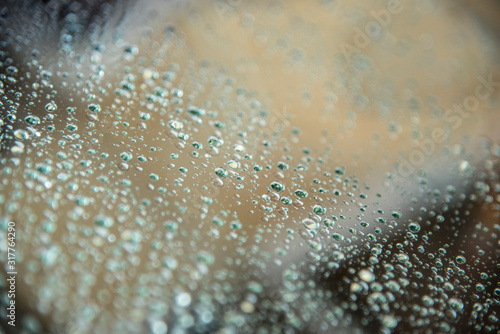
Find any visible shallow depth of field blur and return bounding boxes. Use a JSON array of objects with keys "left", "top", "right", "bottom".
[{"left": 0, "top": 0, "right": 500, "bottom": 333}]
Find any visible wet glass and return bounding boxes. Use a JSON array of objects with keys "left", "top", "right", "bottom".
[{"left": 0, "top": 0, "right": 499, "bottom": 333}]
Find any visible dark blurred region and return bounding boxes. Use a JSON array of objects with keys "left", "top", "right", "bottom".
[{"left": 0, "top": 0, "right": 126, "bottom": 57}]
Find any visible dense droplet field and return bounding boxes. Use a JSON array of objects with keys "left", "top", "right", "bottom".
[{"left": 0, "top": 0, "right": 500, "bottom": 333}]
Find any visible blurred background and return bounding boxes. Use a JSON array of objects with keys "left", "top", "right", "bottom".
[{"left": 0, "top": 0, "right": 500, "bottom": 333}]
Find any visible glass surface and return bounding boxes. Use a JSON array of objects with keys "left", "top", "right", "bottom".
[{"left": 0, "top": 0, "right": 499, "bottom": 333}]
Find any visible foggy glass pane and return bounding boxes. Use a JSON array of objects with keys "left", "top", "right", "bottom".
[{"left": 0, "top": 0, "right": 499, "bottom": 333}]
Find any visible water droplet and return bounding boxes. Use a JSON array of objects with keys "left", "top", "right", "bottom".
[
  {"left": 277, "top": 161, "right": 289, "bottom": 170},
  {"left": 294, "top": 189, "right": 308, "bottom": 198},
  {"left": 408, "top": 222, "right": 421, "bottom": 233},
  {"left": 45, "top": 102, "right": 57, "bottom": 112},
  {"left": 24, "top": 115, "right": 40, "bottom": 125},
  {"left": 227, "top": 160, "right": 240, "bottom": 169},
  {"left": 313, "top": 205, "right": 326, "bottom": 215},
  {"left": 120, "top": 152, "right": 133, "bottom": 161},
  {"left": 422, "top": 295, "right": 434, "bottom": 306},
  {"left": 358, "top": 269, "right": 375, "bottom": 282},
  {"left": 88, "top": 103, "right": 101, "bottom": 112},
  {"left": 168, "top": 120, "right": 183, "bottom": 130},
  {"left": 215, "top": 168, "right": 228, "bottom": 178},
  {"left": 392, "top": 211, "right": 402, "bottom": 218},
  {"left": 94, "top": 215, "right": 114, "bottom": 228},
  {"left": 270, "top": 181, "right": 285, "bottom": 192},
  {"left": 188, "top": 106, "right": 205, "bottom": 117},
  {"left": 208, "top": 136, "right": 224, "bottom": 148},
  {"left": 303, "top": 218, "right": 320, "bottom": 230},
  {"left": 247, "top": 281, "right": 263, "bottom": 294},
  {"left": 66, "top": 124, "right": 78, "bottom": 132},
  {"left": 150, "top": 320, "right": 168, "bottom": 334},
  {"left": 281, "top": 197, "right": 292, "bottom": 205},
  {"left": 175, "top": 292, "right": 192, "bottom": 307},
  {"left": 13, "top": 129, "right": 30, "bottom": 140},
  {"left": 350, "top": 282, "right": 363, "bottom": 293},
  {"left": 233, "top": 144, "right": 245, "bottom": 152},
  {"left": 448, "top": 298, "right": 464, "bottom": 311},
  {"left": 332, "top": 233, "right": 344, "bottom": 241}
]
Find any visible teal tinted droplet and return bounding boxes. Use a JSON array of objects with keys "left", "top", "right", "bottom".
[
  {"left": 448, "top": 298, "right": 464, "bottom": 311},
  {"left": 247, "top": 281, "right": 263, "bottom": 294},
  {"left": 66, "top": 124, "right": 78, "bottom": 131},
  {"left": 270, "top": 181, "right": 284, "bottom": 192},
  {"left": 79, "top": 160, "right": 91, "bottom": 167},
  {"left": 408, "top": 222, "right": 421, "bottom": 233},
  {"left": 153, "top": 87, "right": 168, "bottom": 97},
  {"left": 139, "top": 112, "right": 150, "bottom": 120},
  {"left": 45, "top": 102, "right": 57, "bottom": 112},
  {"left": 334, "top": 167, "right": 345, "bottom": 175},
  {"left": 208, "top": 136, "right": 224, "bottom": 147},
  {"left": 75, "top": 196, "right": 91, "bottom": 206},
  {"left": 196, "top": 251, "right": 214, "bottom": 265},
  {"left": 392, "top": 211, "right": 402, "bottom": 218},
  {"left": 56, "top": 151, "right": 67, "bottom": 159},
  {"left": 253, "top": 165, "right": 263, "bottom": 171},
  {"left": 188, "top": 106, "right": 206, "bottom": 117},
  {"left": 215, "top": 168, "right": 228, "bottom": 178},
  {"left": 294, "top": 189, "right": 308, "bottom": 198},
  {"left": 177, "top": 132, "right": 189, "bottom": 141},
  {"left": 230, "top": 221, "right": 242, "bottom": 229},
  {"left": 277, "top": 161, "right": 289, "bottom": 170},
  {"left": 94, "top": 215, "right": 114, "bottom": 228},
  {"left": 25, "top": 115, "right": 40, "bottom": 125},
  {"left": 281, "top": 197, "right": 292, "bottom": 205},
  {"left": 212, "top": 217, "right": 224, "bottom": 226},
  {"left": 313, "top": 205, "right": 326, "bottom": 215},
  {"left": 323, "top": 218, "right": 334, "bottom": 227},
  {"left": 422, "top": 295, "right": 434, "bottom": 307},
  {"left": 120, "top": 152, "right": 133, "bottom": 161},
  {"left": 332, "top": 233, "right": 344, "bottom": 241},
  {"left": 88, "top": 103, "right": 101, "bottom": 112}
]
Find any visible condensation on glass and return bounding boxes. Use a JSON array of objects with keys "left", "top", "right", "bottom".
[{"left": 0, "top": 0, "right": 499, "bottom": 333}]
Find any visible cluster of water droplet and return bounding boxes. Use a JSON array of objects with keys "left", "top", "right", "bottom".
[{"left": 0, "top": 1, "right": 499, "bottom": 333}]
